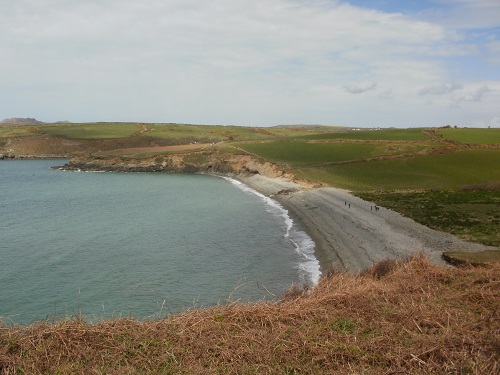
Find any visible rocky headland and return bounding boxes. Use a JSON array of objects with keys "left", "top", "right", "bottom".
[{"left": 58, "top": 151, "right": 295, "bottom": 179}]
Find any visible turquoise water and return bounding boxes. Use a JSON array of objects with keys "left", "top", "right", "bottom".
[{"left": 0, "top": 160, "right": 318, "bottom": 325}]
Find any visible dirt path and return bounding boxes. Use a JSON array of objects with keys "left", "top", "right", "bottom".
[{"left": 237, "top": 175, "right": 494, "bottom": 273}]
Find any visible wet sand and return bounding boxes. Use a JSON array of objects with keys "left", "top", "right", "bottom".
[{"left": 237, "top": 174, "right": 494, "bottom": 273}]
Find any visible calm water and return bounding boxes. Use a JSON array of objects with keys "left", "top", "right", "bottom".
[{"left": 0, "top": 160, "right": 319, "bottom": 325}]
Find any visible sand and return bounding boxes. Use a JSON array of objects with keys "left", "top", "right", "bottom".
[{"left": 237, "top": 174, "right": 494, "bottom": 274}]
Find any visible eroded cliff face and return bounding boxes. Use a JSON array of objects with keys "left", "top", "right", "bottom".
[{"left": 60, "top": 150, "right": 294, "bottom": 179}]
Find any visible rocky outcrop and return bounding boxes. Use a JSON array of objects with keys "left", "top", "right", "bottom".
[
  {"left": 0, "top": 118, "right": 43, "bottom": 125},
  {"left": 56, "top": 150, "right": 295, "bottom": 179},
  {"left": 0, "top": 152, "right": 67, "bottom": 160}
]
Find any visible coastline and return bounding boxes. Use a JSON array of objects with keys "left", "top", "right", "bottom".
[
  {"left": 221, "top": 176, "right": 321, "bottom": 286},
  {"left": 236, "top": 174, "right": 495, "bottom": 274},
  {"left": 50, "top": 155, "right": 496, "bottom": 274}
]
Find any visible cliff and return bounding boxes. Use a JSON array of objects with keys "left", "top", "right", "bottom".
[{"left": 59, "top": 150, "right": 295, "bottom": 180}]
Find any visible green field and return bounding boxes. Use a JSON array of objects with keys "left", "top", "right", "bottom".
[
  {"left": 237, "top": 142, "right": 381, "bottom": 164},
  {"left": 40, "top": 123, "right": 141, "bottom": 139},
  {"left": 318, "top": 149, "right": 500, "bottom": 191},
  {"left": 2, "top": 124, "right": 497, "bottom": 193},
  {"left": 437, "top": 127, "right": 500, "bottom": 144},
  {"left": 144, "top": 124, "right": 337, "bottom": 141},
  {"left": 40, "top": 122, "right": 341, "bottom": 142},
  {"left": 236, "top": 141, "right": 429, "bottom": 166},
  {"left": 0, "top": 125, "right": 40, "bottom": 138},
  {"left": 144, "top": 124, "right": 221, "bottom": 139},
  {"left": 297, "top": 128, "right": 429, "bottom": 141}
]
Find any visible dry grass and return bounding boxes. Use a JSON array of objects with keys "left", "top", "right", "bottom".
[{"left": 1, "top": 255, "right": 498, "bottom": 374}]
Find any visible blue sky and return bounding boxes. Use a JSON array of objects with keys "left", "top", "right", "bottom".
[
  {"left": 0, "top": 0, "right": 499, "bottom": 127},
  {"left": 347, "top": 0, "right": 448, "bottom": 13}
]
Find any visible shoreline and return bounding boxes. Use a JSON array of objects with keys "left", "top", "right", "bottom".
[
  {"left": 221, "top": 176, "right": 321, "bottom": 286},
  {"left": 46, "top": 157, "right": 497, "bottom": 274},
  {"left": 236, "top": 174, "right": 495, "bottom": 274}
]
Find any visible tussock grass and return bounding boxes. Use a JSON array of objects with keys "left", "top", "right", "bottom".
[{"left": 1, "top": 255, "right": 498, "bottom": 374}]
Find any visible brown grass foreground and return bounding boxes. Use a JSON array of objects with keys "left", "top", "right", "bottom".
[{"left": 1, "top": 255, "right": 498, "bottom": 374}]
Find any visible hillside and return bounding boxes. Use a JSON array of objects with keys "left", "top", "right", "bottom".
[{"left": 1, "top": 256, "right": 498, "bottom": 374}]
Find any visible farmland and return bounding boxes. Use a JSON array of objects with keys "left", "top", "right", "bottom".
[
  {"left": 436, "top": 127, "right": 500, "bottom": 144},
  {"left": 40, "top": 123, "right": 141, "bottom": 139}
]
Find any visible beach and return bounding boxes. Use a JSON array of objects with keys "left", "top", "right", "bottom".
[
  {"left": 54, "top": 151, "right": 496, "bottom": 274},
  {"left": 237, "top": 174, "right": 494, "bottom": 273}
]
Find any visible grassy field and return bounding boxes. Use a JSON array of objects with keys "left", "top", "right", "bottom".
[
  {"left": 236, "top": 141, "right": 430, "bottom": 166},
  {"left": 23, "top": 122, "right": 341, "bottom": 142},
  {"left": 40, "top": 123, "right": 141, "bottom": 139},
  {"left": 0, "top": 125, "right": 40, "bottom": 138},
  {"left": 144, "top": 124, "right": 224, "bottom": 140},
  {"left": 1, "top": 256, "right": 498, "bottom": 374},
  {"left": 2, "top": 123, "right": 497, "bottom": 193},
  {"left": 236, "top": 140, "right": 499, "bottom": 191},
  {"left": 437, "top": 127, "right": 500, "bottom": 144},
  {"left": 144, "top": 124, "right": 338, "bottom": 141},
  {"left": 319, "top": 149, "right": 500, "bottom": 191},
  {"left": 237, "top": 142, "right": 383, "bottom": 164},
  {"left": 297, "top": 127, "right": 429, "bottom": 141}
]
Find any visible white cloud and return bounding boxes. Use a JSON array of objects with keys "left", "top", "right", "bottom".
[
  {"left": 419, "top": 82, "right": 464, "bottom": 95},
  {"left": 378, "top": 89, "right": 393, "bottom": 99},
  {"left": 0, "top": 0, "right": 498, "bottom": 127},
  {"left": 453, "top": 85, "right": 491, "bottom": 102},
  {"left": 343, "top": 81, "right": 377, "bottom": 94}
]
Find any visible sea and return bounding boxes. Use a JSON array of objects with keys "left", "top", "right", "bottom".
[{"left": 0, "top": 160, "right": 319, "bottom": 325}]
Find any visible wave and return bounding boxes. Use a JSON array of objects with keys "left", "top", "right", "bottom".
[{"left": 222, "top": 177, "right": 321, "bottom": 286}]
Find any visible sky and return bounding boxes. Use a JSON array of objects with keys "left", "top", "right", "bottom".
[{"left": 1, "top": 0, "right": 499, "bottom": 127}]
